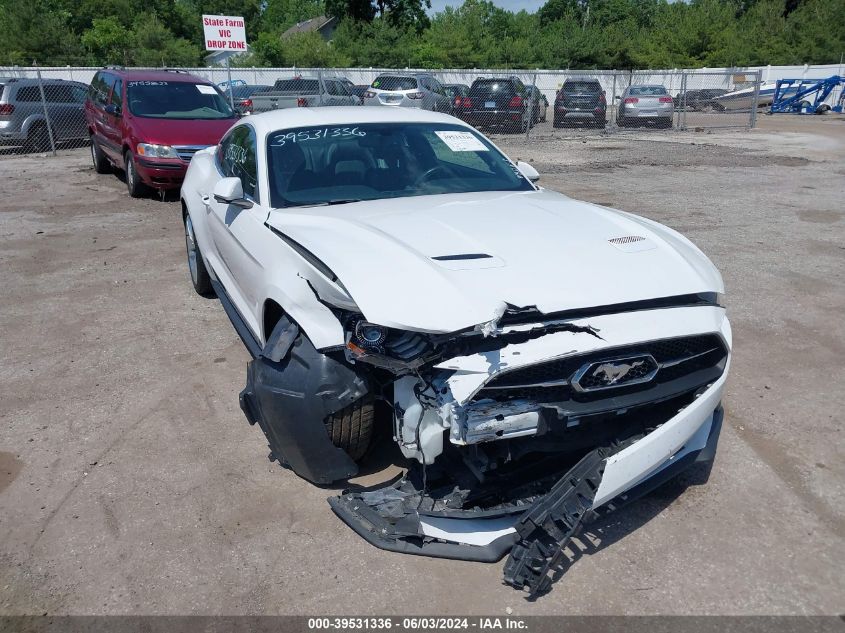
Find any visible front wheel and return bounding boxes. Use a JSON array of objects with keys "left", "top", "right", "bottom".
[
  {"left": 124, "top": 151, "right": 148, "bottom": 198},
  {"left": 184, "top": 213, "right": 213, "bottom": 296},
  {"left": 324, "top": 397, "right": 375, "bottom": 461}
]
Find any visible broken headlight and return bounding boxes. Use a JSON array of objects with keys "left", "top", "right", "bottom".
[{"left": 342, "top": 314, "right": 434, "bottom": 370}]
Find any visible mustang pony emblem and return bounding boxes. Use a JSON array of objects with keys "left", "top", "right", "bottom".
[{"left": 591, "top": 360, "right": 645, "bottom": 385}]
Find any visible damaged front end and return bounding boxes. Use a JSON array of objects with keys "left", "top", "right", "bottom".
[{"left": 241, "top": 298, "right": 730, "bottom": 596}]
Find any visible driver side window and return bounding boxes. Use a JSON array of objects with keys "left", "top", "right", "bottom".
[{"left": 217, "top": 126, "right": 259, "bottom": 201}]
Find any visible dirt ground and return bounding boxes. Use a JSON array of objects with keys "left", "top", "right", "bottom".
[{"left": 1, "top": 115, "right": 843, "bottom": 616}]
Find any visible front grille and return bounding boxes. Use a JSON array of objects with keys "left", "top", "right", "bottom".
[
  {"left": 475, "top": 334, "right": 727, "bottom": 404},
  {"left": 174, "top": 145, "right": 210, "bottom": 162}
]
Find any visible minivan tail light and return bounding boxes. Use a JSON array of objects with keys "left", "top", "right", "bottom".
[
  {"left": 509, "top": 96, "right": 524, "bottom": 108},
  {"left": 659, "top": 96, "right": 673, "bottom": 103},
  {"left": 624, "top": 97, "right": 639, "bottom": 104},
  {"left": 242, "top": 98, "right": 253, "bottom": 108},
  {"left": 599, "top": 93, "right": 606, "bottom": 104},
  {"left": 461, "top": 97, "right": 472, "bottom": 108},
  {"left": 297, "top": 98, "right": 307, "bottom": 107},
  {"left": 0, "top": 103, "right": 13, "bottom": 115},
  {"left": 407, "top": 92, "right": 424, "bottom": 100}
]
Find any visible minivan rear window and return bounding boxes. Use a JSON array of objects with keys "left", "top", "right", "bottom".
[{"left": 372, "top": 76, "right": 417, "bottom": 91}]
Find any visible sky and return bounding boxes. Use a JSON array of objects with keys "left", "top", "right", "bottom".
[{"left": 428, "top": 0, "right": 548, "bottom": 14}]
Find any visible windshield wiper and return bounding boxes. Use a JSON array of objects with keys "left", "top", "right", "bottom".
[{"left": 285, "top": 199, "right": 364, "bottom": 208}]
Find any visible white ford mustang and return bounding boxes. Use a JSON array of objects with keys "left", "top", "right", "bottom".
[{"left": 181, "top": 107, "right": 731, "bottom": 595}]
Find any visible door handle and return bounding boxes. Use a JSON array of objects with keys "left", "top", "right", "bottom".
[{"left": 201, "top": 194, "right": 212, "bottom": 207}]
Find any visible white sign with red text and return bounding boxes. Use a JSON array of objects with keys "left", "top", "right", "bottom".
[{"left": 202, "top": 15, "right": 247, "bottom": 51}]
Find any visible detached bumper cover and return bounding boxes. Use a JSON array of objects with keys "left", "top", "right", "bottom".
[{"left": 330, "top": 403, "right": 724, "bottom": 596}]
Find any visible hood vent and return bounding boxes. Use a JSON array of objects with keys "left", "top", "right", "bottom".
[
  {"left": 432, "top": 253, "right": 493, "bottom": 261},
  {"left": 608, "top": 235, "right": 645, "bottom": 245},
  {"left": 607, "top": 235, "right": 656, "bottom": 253}
]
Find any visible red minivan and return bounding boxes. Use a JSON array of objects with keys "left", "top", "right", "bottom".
[{"left": 85, "top": 69, "right": 238, "bottom": 197}]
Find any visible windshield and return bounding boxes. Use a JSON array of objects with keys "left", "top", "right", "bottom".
[
  {"left": 127, "top": 81, "right": 234, "bottom": 119},
  {"left": 629, "top": 85, "right": 668, "bottom": 96},
  {"left": 372, "top": 76, "right": 417, "bottom": 91},
  {"left": 266, "top": 122, "right": 534, "bottom": 208}
]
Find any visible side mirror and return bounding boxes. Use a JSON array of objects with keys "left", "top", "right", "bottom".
[
  {"left": 516, "top": 160, "right": 540, "bottom": 183},
  {"left": 213, "top": 177, "right": 253, "bottom": 208},
  {"left": 104, "top": 103, "right": 121, "bottom": 116}
]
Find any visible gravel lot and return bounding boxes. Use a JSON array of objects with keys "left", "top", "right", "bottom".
[{"left": 1, "top": 115, "right": 843, "bottom": 616}]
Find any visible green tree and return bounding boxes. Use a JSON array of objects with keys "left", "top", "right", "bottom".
[
  {"left": 129, "top": 13, "right": 202, "bottom": 66},
  {"left": 82, "top": 17, "right": 132, "bottom": 65}
]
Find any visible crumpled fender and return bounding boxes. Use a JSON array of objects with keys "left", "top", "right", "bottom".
[{"left": 239, "top": 316, "right": 368, "bottom": 484}]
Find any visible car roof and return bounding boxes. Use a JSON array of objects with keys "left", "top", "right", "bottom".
[
  {"left": 104, "top": 69, "right": 213, "bottom": 84},
  {"left": 245, "top": 106, "right": 468, "bottom": 137}
]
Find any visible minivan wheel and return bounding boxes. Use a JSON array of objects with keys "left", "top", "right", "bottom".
[
  {"left": 184, "top": 213, "right": 213, "bottom": 296},
  {"left": 90, "top": 138, "right": 111, "bottom": 173},
  {"left": 124, "top": 151, "right": 148, "bottom": 198}
]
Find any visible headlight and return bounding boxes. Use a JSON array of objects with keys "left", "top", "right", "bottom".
[
  {"left": 342, "top": 314, "right": 433, "bottom": 370},
  {"left": 136, "top": 143, "right": 179, "bottom": 159}
]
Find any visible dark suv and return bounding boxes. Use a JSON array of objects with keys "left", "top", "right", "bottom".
[
  {"left": 554, "top": 78, "right": 607, "bottom": 128},
  {"left": 460, "top": 77, "right": 531, "bottom": 133},
  {"left": 85, "top": 68, "right": 237, "bottom": 197}
]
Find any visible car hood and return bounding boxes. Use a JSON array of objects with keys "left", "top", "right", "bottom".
[
  {"left": 266, "top": 190, "right": 724, "bottom": 333},
  {"left": 129, "top": 115, "right": 237, "bottom": 147}
]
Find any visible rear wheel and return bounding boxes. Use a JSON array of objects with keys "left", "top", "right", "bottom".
[
  {"left": 90, "top": 137, "right": 110, "bottom": 173},
  {"left": 24, "top": 123, "right": 51, "bottom": 153},
  {"left": 324, "top": 396, "right": 375, "bottom": 461},
  {"left": 124, "top": 151, "right": 148, "bottom": 198}
]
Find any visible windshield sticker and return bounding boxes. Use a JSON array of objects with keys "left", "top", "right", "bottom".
[
  {"left": 196, "top": 84, "right": 217, "bottom": 95},
  {"left": 128, "top": 81, "right": 168, "bottom": 87},
  {"left": 269, "top": 127, "right": 366, "bottom": 146},
  {"left": 435, "top": 131, "right": 488, "bottom": 152}
]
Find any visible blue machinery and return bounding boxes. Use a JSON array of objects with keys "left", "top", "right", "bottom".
[{"left": 770, "top": 75, "right": 844, "bottom": 114}]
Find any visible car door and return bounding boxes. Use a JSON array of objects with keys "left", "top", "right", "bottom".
[
  {"left": 431, "top": 78, "right": 450, "bottom": 113},
  {"left": 204, "top": 124, "right": 266, "bottom": 333},
  {"left": 87, "top": 72, "right": 115, "bottom": 156},
  {"left": 100, "top": 76, "right": 124, "bottom": 162}
]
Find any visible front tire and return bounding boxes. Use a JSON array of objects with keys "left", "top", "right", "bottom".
[
  {"left": 184, "top": 213, "right": 213, "bottom": 296},
  {"left": 124, "top": 151, "right": 148, "bottom": 198},
  {"left": 324, "top": 397, "right": 375, "bottom": 461}
]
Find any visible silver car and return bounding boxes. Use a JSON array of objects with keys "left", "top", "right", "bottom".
[
  {"left": 616, "top": 84, "right": 674, "bottom": 128},
  {"left": 0, "top": 78, "right": 89, "bottom": 151},
  {"left": 363, "top": 73, "right": 452, "bottom": 112}
]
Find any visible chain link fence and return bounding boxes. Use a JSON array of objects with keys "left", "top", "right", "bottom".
[{"left": 0, "top": 65, "right": 762, "bottom": 157}]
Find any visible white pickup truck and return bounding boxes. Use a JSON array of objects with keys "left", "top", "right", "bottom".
[{"left": 250, "top": 76, "right": 359, "bottom": 112}]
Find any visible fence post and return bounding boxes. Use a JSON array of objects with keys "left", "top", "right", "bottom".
[
  {"left": 610, "top": 72, "right": 617, "bottom": 129},
  {"left": 225, "top": 57, "right": 235, "bottom": 112},
  {"left": 526, "top": 72, "right": 537, "bottom": 140},
  {"left": 749, "top": 69, "right": 761, "bottom": 128},
  {"left": 35, "top": 69, "right": 57, "bottom": 156}
]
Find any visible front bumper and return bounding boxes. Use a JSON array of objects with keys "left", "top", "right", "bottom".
[{"left": 135, "top": 155, "right": 188, "bottom": 189}]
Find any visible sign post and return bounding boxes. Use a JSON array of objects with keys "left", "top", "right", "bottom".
[{"left": 202, "top": 14, "right": 247, "bottom": 112}]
